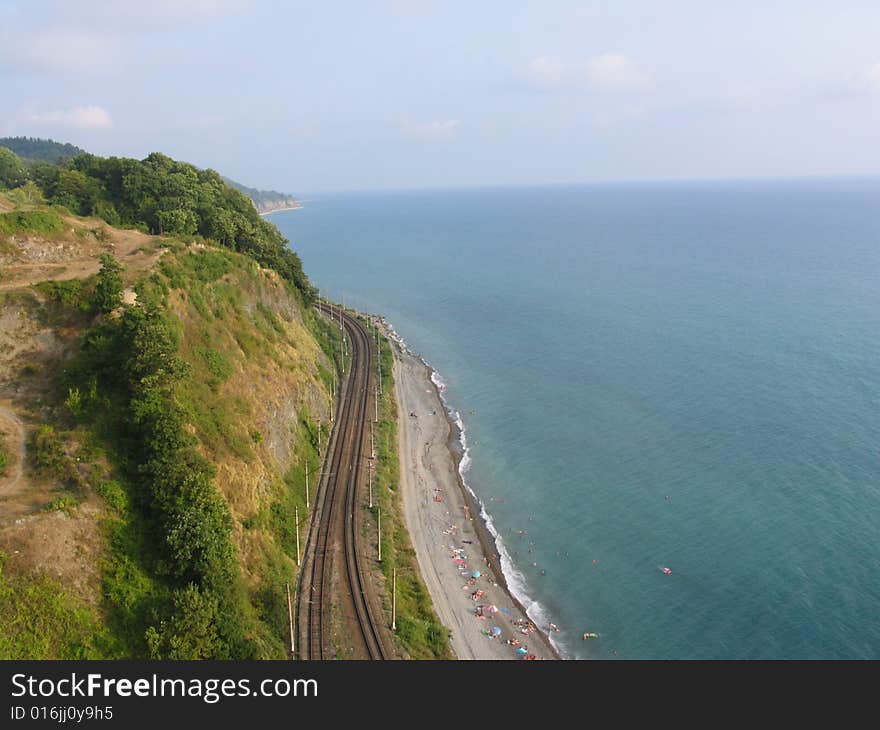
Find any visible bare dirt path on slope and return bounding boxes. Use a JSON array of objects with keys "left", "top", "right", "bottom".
[{"left": 0, "top": 225, "right": 163, "bottom": 291}]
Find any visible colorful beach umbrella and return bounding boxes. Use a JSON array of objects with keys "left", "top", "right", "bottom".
[{"left": 471, "top": 570, "right": 481, "bottom": 578}]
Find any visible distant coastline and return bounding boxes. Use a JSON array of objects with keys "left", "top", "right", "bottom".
[{"left": 259, "top": 203, "right": 303, "bottom": 216}]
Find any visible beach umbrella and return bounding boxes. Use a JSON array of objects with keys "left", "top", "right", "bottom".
[
  {"left": 471, "top": 570, "right": 481, "bottom": 578},
  {"left": 492, "top": 626, "right": 502, "bottom": 636},
  {"left": 516, "top": 647, "right": 528, "bottom": 655},
  {"left": 488, "top": 605, "right": 499, "bottom": 613}
]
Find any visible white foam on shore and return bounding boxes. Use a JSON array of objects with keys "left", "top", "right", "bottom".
[{"left": 376, "top": 314, "right": 567, "bottom": 658}]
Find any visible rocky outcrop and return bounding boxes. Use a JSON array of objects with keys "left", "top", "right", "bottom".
[{"left": 254, "top": 197, "right": 302, "bottom": 215}]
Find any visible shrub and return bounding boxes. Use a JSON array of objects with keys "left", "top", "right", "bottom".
[
  {"left": 0, "top": 210, "right": 64, "bottom": 235},
  {"left": 43, "top": 495, "right": 79, "bottom": 514},
  {"left": 64, "top": 387, "right": 84, "bottom": 418},
  {"left": 31, "top": 425, "right": 67, "bottom": 475},
  {"left": 145, "top": 584, "right": 222, "bottom": 660},
  {"left": 0, "top": 431, "right": 7, "bottom": 475},
  {"left": 0, "top": 148, "right": 27, "bottom": 189},
  {"left": 95, "top": 480, "right": 128, "bottom": 512},
  {"left": 93, "top": 253, "right": 124, "bottom": 314},
  {"left": 34, "top": 278, "right": 93, "bottom": 314}
]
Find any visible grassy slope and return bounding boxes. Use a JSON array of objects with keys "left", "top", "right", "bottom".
[
  {"left": 0, "top": 196, "right": 336, "bottom": 658},
  {"left": 0, "top": 192, "right": 451, "bottom": 660}
]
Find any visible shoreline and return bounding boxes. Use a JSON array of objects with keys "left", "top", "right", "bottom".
[
  {"left": 376, "top": 315, "right": 562, "bottom": 660},
  {"left": 258, "top": 203, "right": 303, "bottom": 216},
  {"left": 435, "top": 373, "right": 564, "bottom": 659}
]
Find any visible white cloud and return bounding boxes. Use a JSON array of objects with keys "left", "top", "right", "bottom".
[
  {"left": 527, "top": 53, "right": 650, "bottom": 91},
  {"left": 24, "top": 105, "right": 114, "bottom": 131},
  {"left": 406, "top": 119, "right": 461, "bottom": 140},
  {"left": 585, "top": 53, "right": 650, "bottom": 90}
]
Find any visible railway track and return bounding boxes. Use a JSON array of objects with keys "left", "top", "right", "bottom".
[{"left": 296, "top": 301, "right": 390, "bottom": 660}]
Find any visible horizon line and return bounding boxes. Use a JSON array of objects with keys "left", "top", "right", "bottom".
[{"left": 290, "top": 171, "right": 880, "bottom": 198}]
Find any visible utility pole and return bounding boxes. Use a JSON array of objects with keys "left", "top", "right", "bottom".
[
  {"left": 317, "top": 418, "right": 321, "bottom": 450},
  {"left": 368, "top": 461, "right": 373, "bottom": 509},
  {"left": 392, "top": 568, "right": 397, "bottom": 631},
  {"left": 377, "top": 507, "right": 382, "bottom": 562},
  {"left": 376, "top": 327, "right": 382, "bottom": 394},
  {"left": 371, "top": 421, "right": 375, "bottom": 459},
  {"left": 286, "top": 583, "right": 295, "bottom": 657},
  {"left": 375, "top": 385, "right": 379, "bottom": 423},
  {"left": 295, "top": 504, "right": 301, "bottom": 567},
  {"left": 329, "top": 378, "right": 333, "bottom": 423},
  {"left": 286, "top": 582, "right": 295, "bottom": 657},
  {"left": 305, "top": 463, "right": 310, "bottom": 510}
]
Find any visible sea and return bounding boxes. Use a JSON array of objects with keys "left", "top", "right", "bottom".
[{"left": 272, "top": 178, "right": 880, "bottom": 659}]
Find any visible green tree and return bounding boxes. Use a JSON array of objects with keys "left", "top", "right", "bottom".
[
  {"left": 0, "top": 148, "right": 27, "bottom": 189},
  {"left": 28, "top": 150, "right": 315, "bottom": 301},
  {"left": 0, "top": 136, "right": 85, "bottom": 162},
  {"left": 94, "top": 253, "right": 124, "bottom": 314},
  {"left": 145, "top": 584, "right": 222, "bottom": 659},
  {"left": 53, "top": 169, "right": 103, "bottom": 215}
]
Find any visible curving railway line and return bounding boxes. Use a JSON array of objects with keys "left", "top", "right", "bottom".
[{"left": 296, "top": 301, "right": 391, "bottom": 660}]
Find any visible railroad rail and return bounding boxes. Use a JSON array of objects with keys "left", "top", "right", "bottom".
[{"left": 296, "top": 301, "right": 390, "bottom": 660}]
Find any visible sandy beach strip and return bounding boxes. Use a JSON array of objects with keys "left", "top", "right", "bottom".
[{"left": 381, "top": 319, "right": 560, "bottom": 660}]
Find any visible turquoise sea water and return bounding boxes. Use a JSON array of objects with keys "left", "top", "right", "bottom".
[{"left": 273, "top": 179, "right": 880, "bottom": 659}]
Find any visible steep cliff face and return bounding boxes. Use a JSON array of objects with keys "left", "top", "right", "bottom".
[
  {"left": 220, "top": 176, "right": 302, "bottom": 215},
  {"left": 0, "top": 194, "right": 338, "bottom": 658},
  {"left": 255, "top": 198, "right": 302, "bottom": 215}
]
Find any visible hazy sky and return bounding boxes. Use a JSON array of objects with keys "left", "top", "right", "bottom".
[{"left": 2, "top": 0, "right": 880, "bottom": 193}]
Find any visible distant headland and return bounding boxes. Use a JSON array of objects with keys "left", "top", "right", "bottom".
[{"left": 0, "top": 136, "right": 302, "bottom": 215}]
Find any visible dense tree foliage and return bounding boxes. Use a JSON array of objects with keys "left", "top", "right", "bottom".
[
  {"left": 0, "top": 136, "right": 86, "bottom": 163},
  {"left": 28, "top": 152, "right": 313, "bottom": 301},
  {"left": 1, "top": 144, "right": 313, "bottom": 302},
  {"left": 0, "top": 148, "right": 28, "bottom": 189},
  {"left": 145, "top": 584, "right": 223, "bottom": 659},
  {"left": 71, "top": 297, "right": 257, "bottom": 658}
]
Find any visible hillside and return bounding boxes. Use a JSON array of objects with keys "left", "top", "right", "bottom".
[
  {"left": 0, "top": 137, "right": 300, "bottom": 216},
  {"left": 0, "top": 136, "right": 86, "bottom": 163},
  {"left": 0, "top": 189, "right": 344, "bottom": 658},
  {"left": 0, "top": 148, "right": 313, "bottom": 299}
]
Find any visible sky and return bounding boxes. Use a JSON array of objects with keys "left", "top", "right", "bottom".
[{"left": 1, "top": 0, "right": 880, "bottom": 193}]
